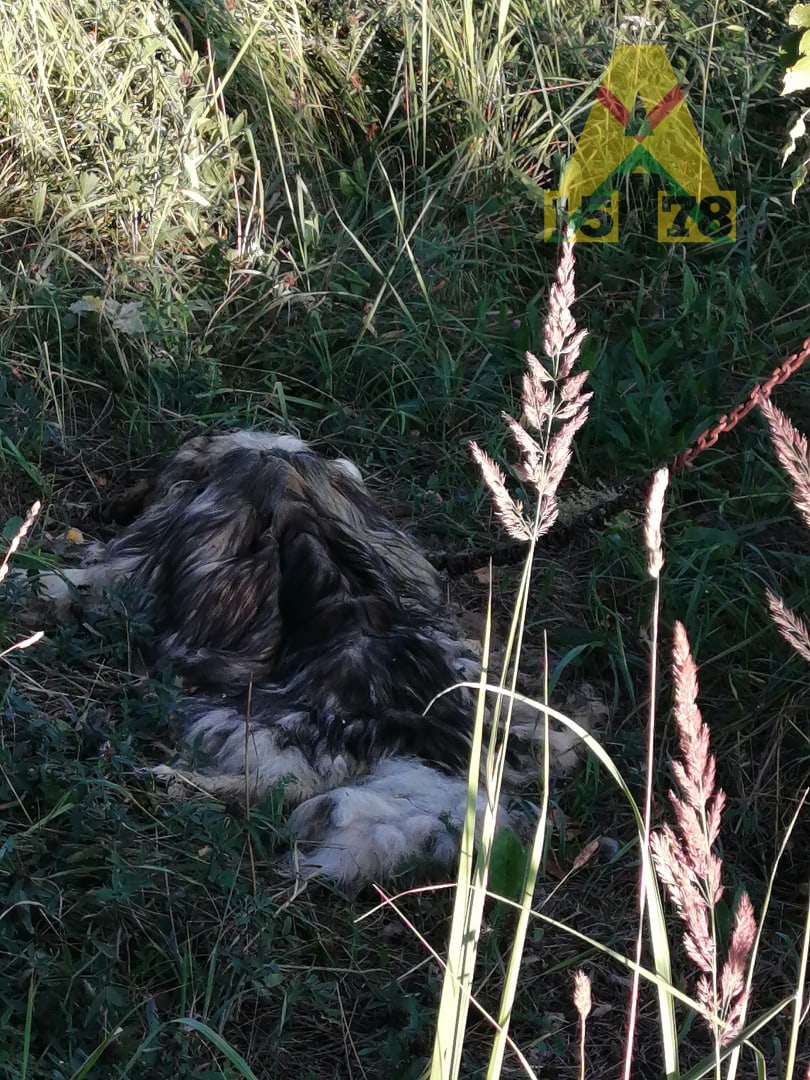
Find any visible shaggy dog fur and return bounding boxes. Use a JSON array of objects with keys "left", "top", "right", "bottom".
[{"left": 28, "top": 431, "right": 601, "bottom": 888}]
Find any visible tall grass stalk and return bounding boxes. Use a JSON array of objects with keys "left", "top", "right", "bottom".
[
  {"left": 429, "top": 590, "right": 497, "bottom": 1077},
  {"left": 622, "top": 468, "right": 674, "bottom": 1080},
  {"left": 369, "top": 874, "right": 754, "bottom": 1019},
  {"left": 429, "top": 542, "right": 541, "bottom": 1076},
  {"left": 431, "top": 238, "right": 594, "bottom": 1077},
  {"left": 785, "top": 889, "right": 810, "bottom": 1080},
  {"left": 364, "top": 884, "right": 536, "bottom": 1072},
  {"left": 758, "top": 397, "right": 810, "bottom": 1080},
  {"left": 437, "top": 678, "right": 792, "bottom": 1075},
  {"left": 483, "top": 554, "right": 549, "bottom": 1080},
  {"left": 725, "top": 790, "right": 808, "bottom": 1080}
]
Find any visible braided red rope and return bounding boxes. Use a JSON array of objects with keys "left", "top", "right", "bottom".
[
  {"left": 434, "top": 334, "right": 810, "bottom": 575},
  {"left": 672, "top": 335, "right": 810, "bottom": 472}
]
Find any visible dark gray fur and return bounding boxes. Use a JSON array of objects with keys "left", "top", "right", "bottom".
[{"left": 28, "top": 431, "right": 597, "bottom": 886}]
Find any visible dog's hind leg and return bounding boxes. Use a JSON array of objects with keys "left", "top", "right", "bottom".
[
  {"left": 149, "top": 702, "right": 355, "bottom": 808},
  {"left": 501, "top": 681, "right": 608, "bottom": 783},
  {"left": 287, "top": 757, "right": 508, "bottom": 888},
  {"left": 32, "top": 555, "right": 139, "bottom": 620}
]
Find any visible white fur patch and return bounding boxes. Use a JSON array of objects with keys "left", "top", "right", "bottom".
[
  {"left": 180, "top": 708, "right": 353, "bottom": 803},
  {"left": 34, "top": 558, "right": 140, "bottom": 618},
  {"left": 288, "top": 757, "right": 507, "bottom": 885},
  {"left": 226, "top": 431, "right": 309, "bottom": 454},
  {"left": 332, "top": 457, "right": 364, "bottom": 484}
]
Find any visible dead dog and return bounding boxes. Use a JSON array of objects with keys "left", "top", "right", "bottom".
[{"left": 29, "top": 430, "right": 602, "bottom": 888}]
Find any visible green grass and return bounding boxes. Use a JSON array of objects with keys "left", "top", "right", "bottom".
[{"left": 2, "top": 0, "right": 810, "bottom": 1075}]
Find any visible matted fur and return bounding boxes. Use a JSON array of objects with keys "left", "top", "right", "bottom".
[{"left": 29, "top": 431, "right": 602, "bottom": 887}]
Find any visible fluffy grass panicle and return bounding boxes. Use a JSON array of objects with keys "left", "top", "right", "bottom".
[
  {"left": 760, "top": 398, "right": 810, "bottom": 665},
  {"left": 470, "top": 240, "right": 591, "bottom": 543},
  {"left": 650, "top": 622, "right": 756, "bottom": 1046}
]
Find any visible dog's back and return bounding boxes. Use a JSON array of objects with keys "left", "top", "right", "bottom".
[{"left": 27, "top": 431, "right": 595, "bottom": 886}]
